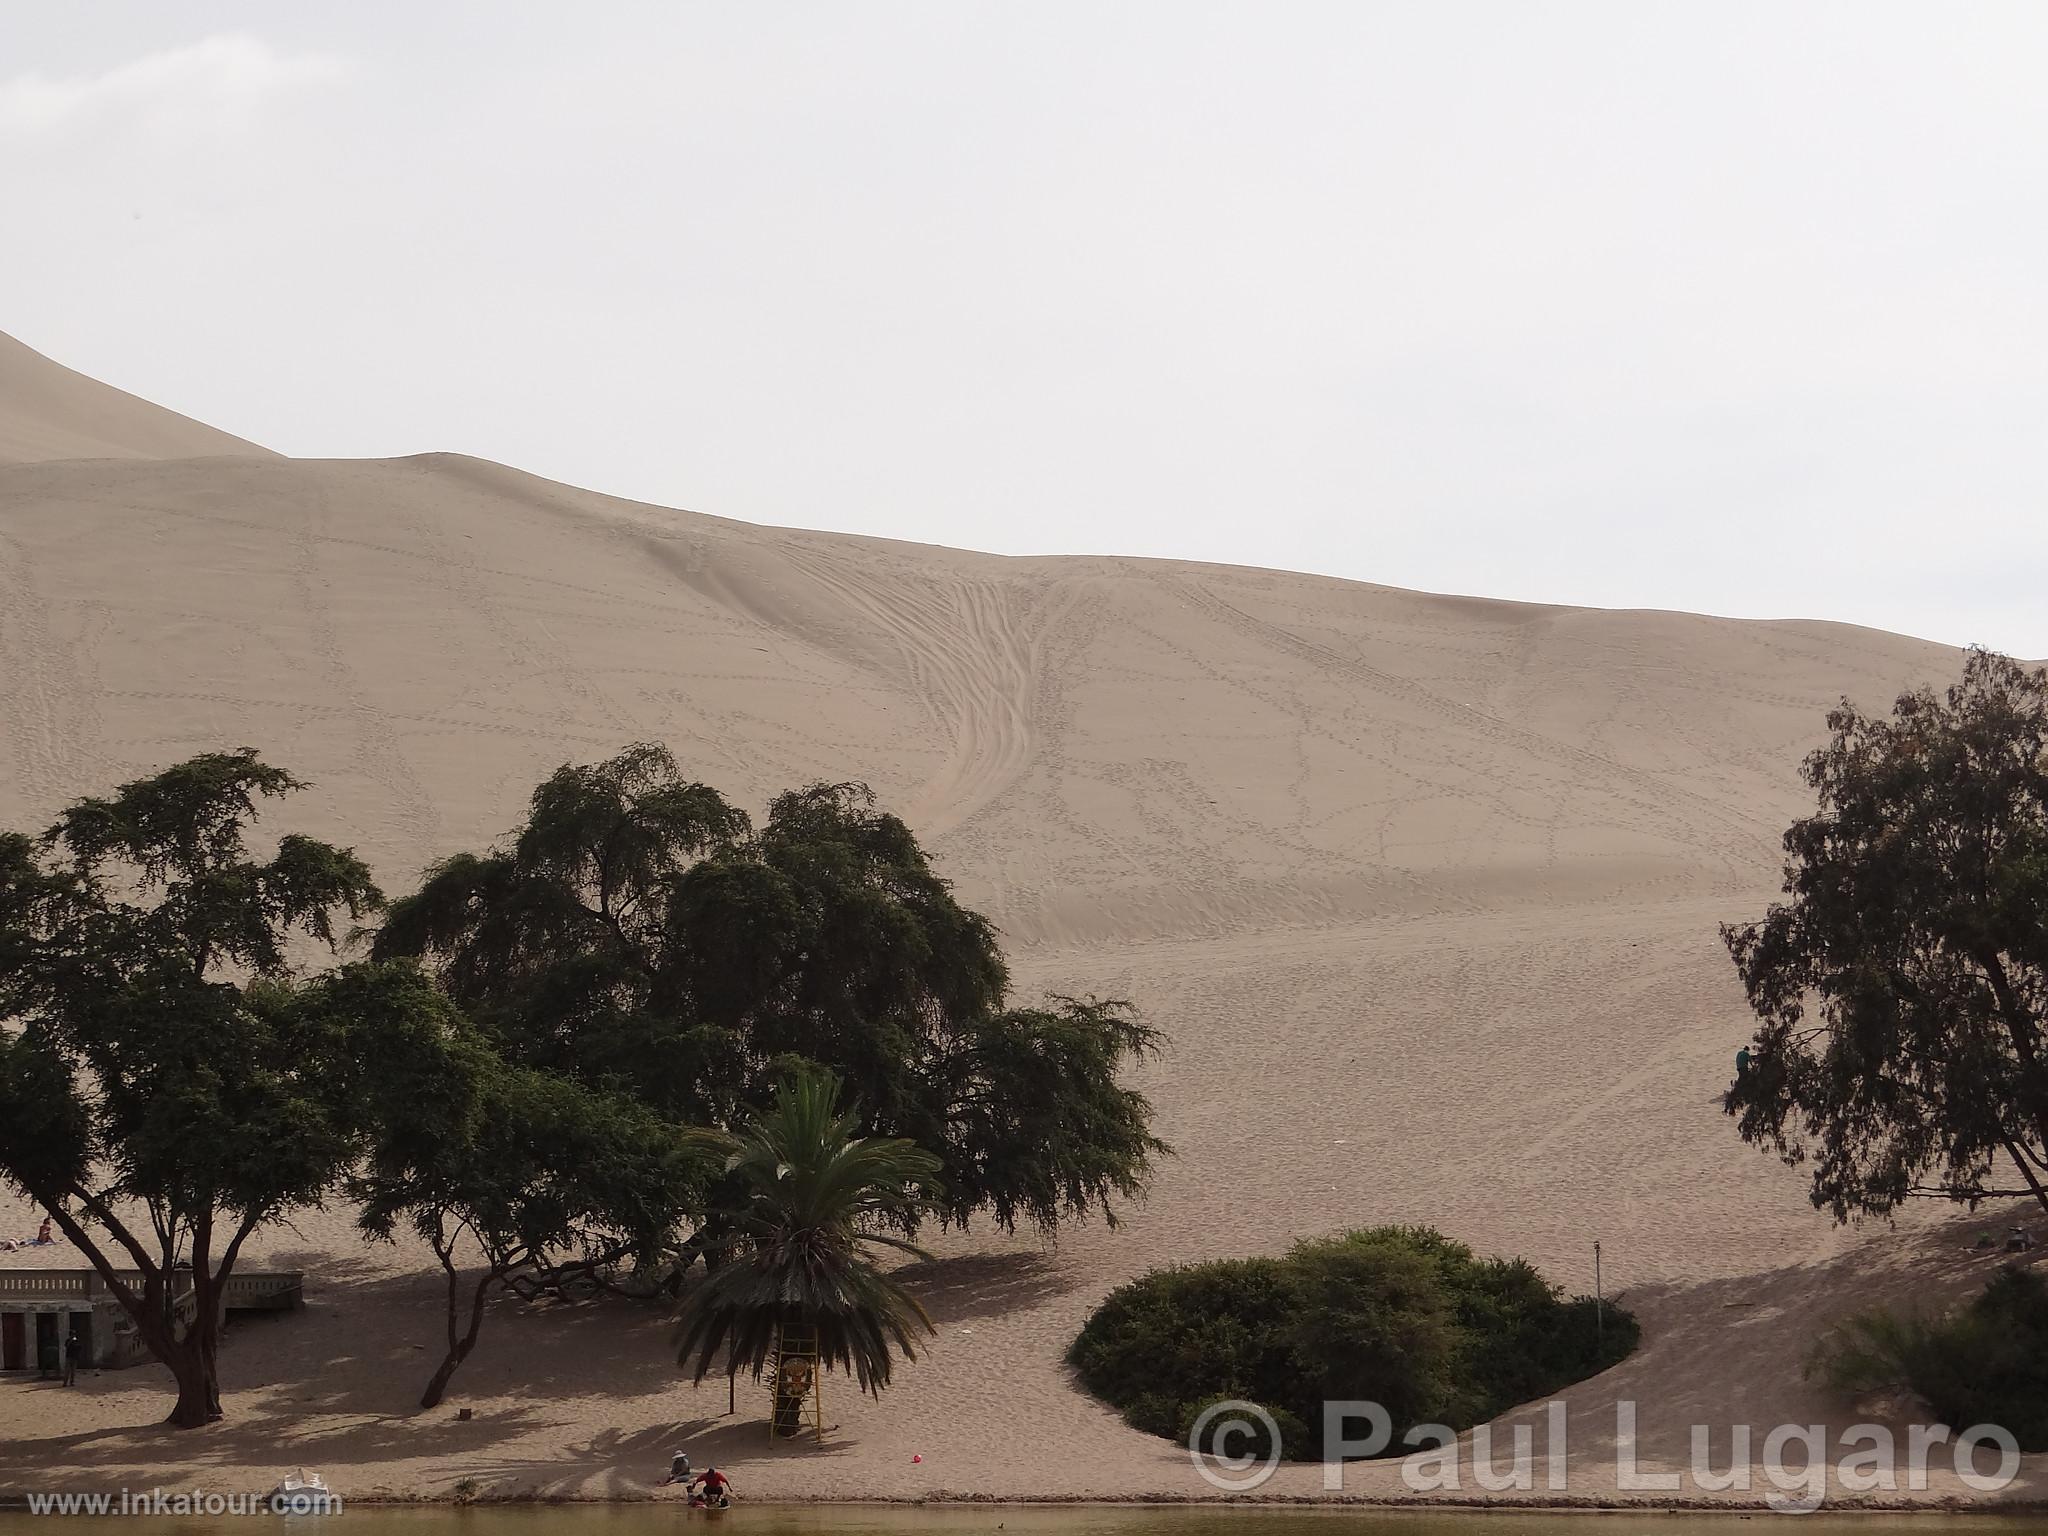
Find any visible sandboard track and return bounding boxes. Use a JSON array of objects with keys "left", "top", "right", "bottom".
[{"left": 780, "top": 546, "right": 1075, "bottom": 836}]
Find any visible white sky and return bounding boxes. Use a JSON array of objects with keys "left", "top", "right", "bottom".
[{"left": 3, "top": 4, "right": 2043, "bottom": 652}]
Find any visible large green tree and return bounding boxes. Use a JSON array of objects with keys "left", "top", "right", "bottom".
[
  {"left": 674, "top": 1072, "right": 940, "bottom": 1426},
  {"left": 0, "top": 752, "right": 433, "bottom": 1426},
  {"left": 1725, "top": 649, "right": 2048, "bottom": 1221},
  {"left": 372, "top": 744, "right": 1166, "bottom": 1240},
  {"left": 357, "top": 1044, "right": 722, "bottom": 1409}
]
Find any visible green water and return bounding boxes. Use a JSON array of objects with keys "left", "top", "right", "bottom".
[{"left": 2, "top": 1510, "right": 2045, "bottom": 1536}]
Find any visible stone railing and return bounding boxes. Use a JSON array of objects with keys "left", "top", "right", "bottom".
[
  {"left": 0, "top": 1268, "right": 300, "bottom": 1308},
  {"left": 221, "top": 1272, "right": 303, "bottom": 1310},
  {"left": 0, "top": 1270, "right": 94, "bottom": 1298}
]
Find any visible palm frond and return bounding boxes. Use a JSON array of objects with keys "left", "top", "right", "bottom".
[{"left": 676, "top": 1071, "right": 940, "bottom": 1398}]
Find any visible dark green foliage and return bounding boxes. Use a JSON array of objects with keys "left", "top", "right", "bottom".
[
  {"left": 1069, "top": 1226, "right": 1639, "bottom": 1459},
  {"left": 373, "top": 745, "right": 1166, "bottom": 1238},
  {"left": 1809, "top": 1265, "right": 2048, "bottom": 1450},
  {"left": 674, "top": 1072, "right": 940, "bottom": 1402},
  {"left": 930, "top": 997, "right": 1163, "bottom": 1232},
  {"left": 0, "top": 752, "right": 403, "bottom": 1427},
  {"left": 1281, "top": 1229, "right": 1465, "bottom": 1429},
  {"left": 356, "top": 1031, "right": 722, "bottom": 1409},
  {"left": 1076, "top": 1256, "right": 1300, "bottom": 1438},
  {"left": 1725, "top": 649, "right": 2048, "bottom": 1221},
  {"left": 1178, "top": 1394, "right": 1314, "bottom": 1463}
]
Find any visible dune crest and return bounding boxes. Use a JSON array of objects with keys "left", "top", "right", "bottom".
[{"left": 0, "top": 328, "right": 274, "bottom": 465}]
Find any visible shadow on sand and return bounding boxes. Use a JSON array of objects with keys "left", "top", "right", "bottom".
[{"left": 0, "top": 1246, "right": 1075, "bottom": 1499}]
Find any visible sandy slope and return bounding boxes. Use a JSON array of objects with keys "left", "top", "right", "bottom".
[
  {"left": 0, "top": 331, "right": 273, "bottom": 465},
  {"left": 0, "top": 350, "right": 2037, "bottom": 1506}
]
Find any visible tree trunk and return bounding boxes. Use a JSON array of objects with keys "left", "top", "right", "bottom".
[
  {"left": 419, "top": 1347, "right": 469, "bottom": 1411},
  {"left": 420, "top": 1264, "right": 497, "bottom": 1410},
  {"left": 2001, "top": 1138, "right": 2048, "bottom": 1219},
  {"left": 160, "top": 1333, "right": 223, "bottom": 1427},
  {"left": 120, "top": 1267, "right": 225, "bottom": 1428},
  {"left": 31, "top": 1198, "right": 237, "bottom": 1428}
]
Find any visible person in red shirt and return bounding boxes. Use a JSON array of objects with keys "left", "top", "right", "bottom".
[{"left": 688, "top": 1467, "right": 732, "bottom": 1508}]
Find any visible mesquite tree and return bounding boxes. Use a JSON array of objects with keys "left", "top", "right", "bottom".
[
  {"left": 357, "top": 1047, "right": 720, "bottom": 1409},
  {"left": 0, "top": 752, "right": 411, "bottom": 1426},
  {"left": 1725, "top": 649, "right": 2048, "bottom": 1220},
  {"left": 373, "top": 744, "right": 1167, "bottom": 1242}
]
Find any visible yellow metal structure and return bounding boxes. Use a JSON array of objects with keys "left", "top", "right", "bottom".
[{"left": 767, "top": 1322, "right": 822, "bottom": 1441}]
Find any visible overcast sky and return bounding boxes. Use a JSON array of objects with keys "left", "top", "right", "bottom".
[{"left": 3, "top": 4, "right": 2043, "bottom": 652}]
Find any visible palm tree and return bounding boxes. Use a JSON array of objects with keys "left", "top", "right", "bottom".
[{"left": 674, "top": 1072, "right": 941, "bottom": 1430}]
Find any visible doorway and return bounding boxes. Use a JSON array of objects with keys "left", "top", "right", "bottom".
[{"left": 1, "top": 1311, "right": 23, "bottom": 1371}]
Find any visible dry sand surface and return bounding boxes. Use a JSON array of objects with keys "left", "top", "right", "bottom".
[
  {"left": 0, "top": 332, "right": 2038, "bottom": 1506},
  {"left": 0, "top": 331, "right": 273, "bottom": 467}
]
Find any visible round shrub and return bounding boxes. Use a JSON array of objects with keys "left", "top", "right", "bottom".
[{"left": 1069, "top": 1225, "right": 1639, "bottom": 1460}]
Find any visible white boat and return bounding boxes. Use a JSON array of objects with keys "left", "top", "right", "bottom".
[{"left": 267, "top": 1470, "right": 331, "bottom": 1513}]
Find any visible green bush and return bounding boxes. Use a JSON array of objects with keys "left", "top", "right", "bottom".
[
  {"left": 1069, "top": 1225, "right": 1638, "bottom": 1459},
  {"left": 1809, "top": 1265, "right": 2048, "bottom": 1450},
  {"left": 1177, "top": 1394, "right": 1314, "bottom": 1463}
]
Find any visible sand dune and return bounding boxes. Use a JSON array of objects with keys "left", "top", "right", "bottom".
[
  {"left": 0, "top": 330, "right": 273, "bottom": 465},
  {"left": 0, "top": 338, "right": 2031, "bottom": 1506}
]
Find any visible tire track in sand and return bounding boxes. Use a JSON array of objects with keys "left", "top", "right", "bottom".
[
  {"left": 1169, "top": 575, "right": 1779, "bottom": 869},
  {"left": 780, "top": 549, "right": 1073, "bottom": 836}
]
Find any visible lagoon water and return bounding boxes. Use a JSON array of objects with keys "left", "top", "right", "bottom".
[{"left": 2, "top": 1510, "right": 2045, "bottom": 1536}]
